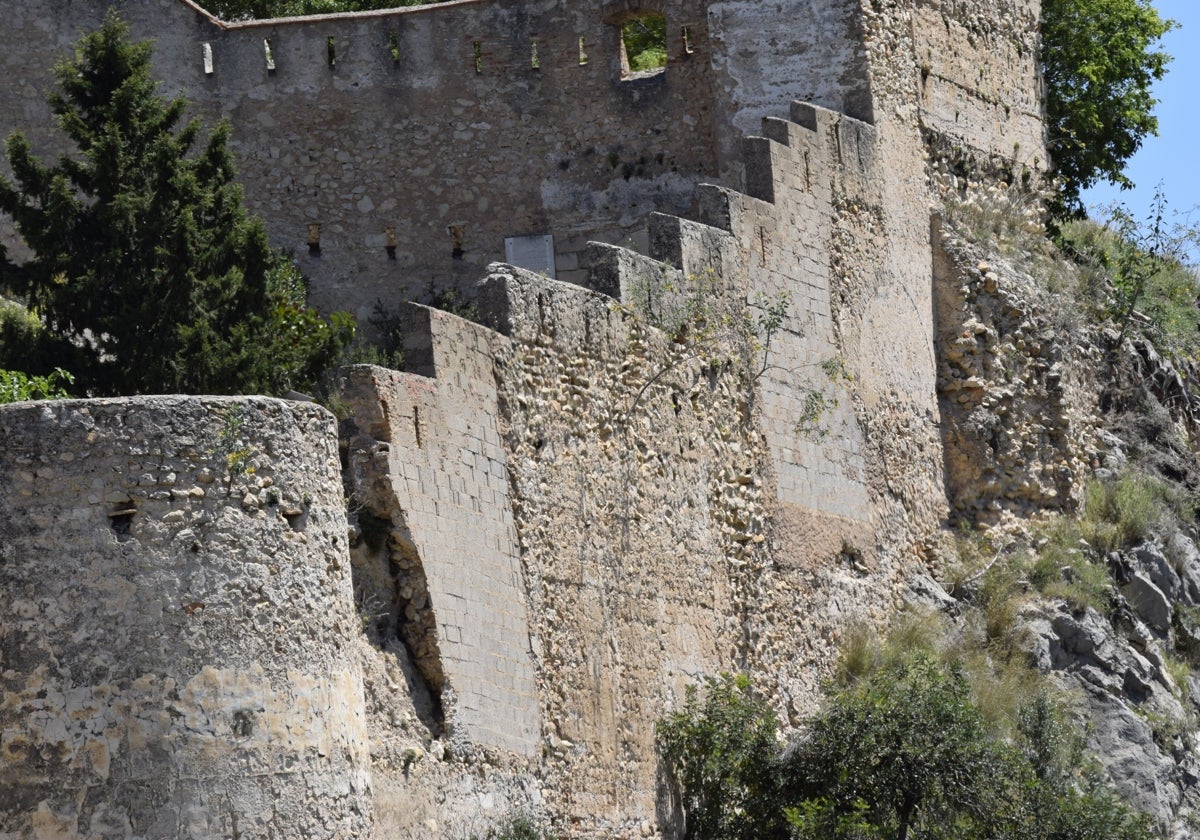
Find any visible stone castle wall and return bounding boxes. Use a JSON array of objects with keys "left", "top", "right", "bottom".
[
  {"left": 0, "top": 0, "right": 869, "bottom": 325},
  {"left": 0, "top": 0, "right": 1053, "bottom": 835},
  {"left": 338, "top": 310, "right": 541, "bottom": 757},
  {"left": 338, "top": 95, "right": 955, "bottom": 834},
  {"left": 0, "top": 0, "right": 1039, "bottom": 327}
]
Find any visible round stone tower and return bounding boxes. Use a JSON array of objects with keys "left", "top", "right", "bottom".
[{"left": 0, "top": 396, "right": 371, "bottom": 838}]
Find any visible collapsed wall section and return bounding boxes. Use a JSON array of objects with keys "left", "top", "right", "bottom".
[
  {"left": 932, "top": 220, "right": 1101, "bottom": 522},
  {"left": 337, "top": 310, "right": 540, "bottom": 758},
  {"left": 0, "top": 396, "right": 370, "bottom": 839}
]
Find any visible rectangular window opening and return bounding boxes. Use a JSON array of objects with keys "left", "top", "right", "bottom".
[
  {"left": 620, "top": 14, "right": 666, "bottom": 79},
  {"left": 473, "top": 41, "right": 482, "bottom": 75},
  {"left": 578, "top": 36, "right": 588, "bottom": 65},
  {"left": 326, "top": 36, "right": 336, "bottom": 68},
  {"left": 388, "top": 31, "right": 400, "bottom": 64},
  {"left": 682, "top": 26, "right": 694, "bottom": 55},
  {"left": 264, "top": 38, "right": 276, "bottom": 71},
  {"left": 203, "top": 43, "right": 214, "bottom": 75},
  {"left": 531, "top": 39, "right": 540, "bottom": 70}
]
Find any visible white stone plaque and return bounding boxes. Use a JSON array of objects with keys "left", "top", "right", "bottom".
[{"left": 504, "top": 234, "right": 556, "bottom": 279}]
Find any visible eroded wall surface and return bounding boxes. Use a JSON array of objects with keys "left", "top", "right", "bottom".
[
  {"left": 913, "top": 0, "right": 1043, "bottom": 171},
  {"left": 0, "top": 397, "right": 370, "bottom": 839}
]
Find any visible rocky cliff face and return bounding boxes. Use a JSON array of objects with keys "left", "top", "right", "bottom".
[{"left": 925, "top": 192, "right": 1200, "bottom": 838}]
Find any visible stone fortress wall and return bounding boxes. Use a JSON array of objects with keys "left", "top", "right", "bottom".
[
  {"left": 0, "top": 0, "right": 1037, "bottom": 324},
  {"left": 0, "top": 0, "right": 1051, "bottom": 836}
]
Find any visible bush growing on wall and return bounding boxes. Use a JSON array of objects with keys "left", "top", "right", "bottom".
[{"left": 0, "top": 12, "right": 353, "bottom": 397}]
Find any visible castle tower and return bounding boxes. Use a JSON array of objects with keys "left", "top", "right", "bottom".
[{"left": 0, "top": 397, "right": 371, "bottom": 838}]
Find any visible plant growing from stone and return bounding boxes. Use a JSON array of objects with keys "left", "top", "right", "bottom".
[
  {"left": 620, "top": 268, "right": 838, "bottom": 438},
  {"left": 657, "top": 620, "right": 1156, "bottom": 840},
  {"left": 0, "top": 367, "right": 73, "bottom": 403}
]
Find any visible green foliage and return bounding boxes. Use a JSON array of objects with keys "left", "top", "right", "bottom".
[
  {"left": 0, "top": 13, "right": 353, "bottom": 396},
  {"left": 788, "top": 654, "right": 1016, "bottom": 840},
  {"left": 657, "top": 617, "right": 1154, "bottom": 840},
  {"left": 1080, "top": 471, "right": 1174, "bottom": 552},
  {"left": 472, "top": 813, "right": 557, "bottom": 840},
  {"left": 0, "top": 297, "right": 82, "bottom": 376},
  {"left": 655, "top": 674, "right": 789, "bottom": 840},
  {"left": 1014, "top": 691, "right": 1155, "bottom": 840},
  {"left": 1041, "top": 0, "right": 1175, "bottom": 213},
  {"left": 203, "top": 0, "right": 437, "bottom": 19},
  {"left": 956, "top": 472, "right": 1172, "bottom": 620},
  {"left": 622, "top": 15, "right": 667, "bottom": 73},
  {"left": 1057, "top": 204, "right": 1200, "bottom": 360},
  {"left": 1025, "top": 523, "right": 1115, "bottom": 614},
  {"left": 339, "top": 300, "right": 405, "bottom": 370},
  {"left": 0, "top": 367, "right": 73, "bottom": 403},
  {"left": 430, "top": 286, "right": 479, "bottom": 321}
]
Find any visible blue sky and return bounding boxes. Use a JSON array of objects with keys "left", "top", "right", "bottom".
[{"left": 1082, "top": 0, "right": 1199, "bottom": 250}]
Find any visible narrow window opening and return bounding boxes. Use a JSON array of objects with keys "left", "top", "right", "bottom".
[
  {"left": 619, "top": 14, "right": 666, "bottom": 79},
  {"left": 388, "top": 31, "right": 400, "bottom": 64},
  {"left": 385, "top": 226, "right": 397, "bottom": 259},
  {"left": 473, "top": 41, "right": 482, "bottom": 75},
  {"left": 264, "top": 39, "right": 276, "bottom": 72},
  {"left": 282, "top": 508, "right": 307, "bottom": 532},
  {"left": 202, "top": 43, "right": 214, "bottom": 75},
  {"left": 109, "top": 499, "right": 136, "bottom": 539},
  {"left": 413, "top": 406, "right": 423, "bottom": 448},
  {"left": 578, "top": 37, "right": 588, "bottom": 65},
  {"left": 530, "top": 39, "right": 540, "bottom": 70},
  {"left": 682, "top": 26, "right": 695, "bottom": 55},
  {"left": 327, "top": 36, "right": 336, "bottom": 68},
  {"left": 308, "top": 223, "right": 321, "bottom": 256}
]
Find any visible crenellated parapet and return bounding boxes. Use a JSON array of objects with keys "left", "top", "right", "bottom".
[{"left": 0, "top": 0, "right": 1041, "bottom": 329}]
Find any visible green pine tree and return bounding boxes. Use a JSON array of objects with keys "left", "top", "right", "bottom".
[{"left": 0, "top": 11, "right": 353, "bottom": 396}]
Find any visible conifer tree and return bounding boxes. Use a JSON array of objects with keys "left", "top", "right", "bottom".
[{"left": 0, "top": 11, "right": 352, "bottom": 396}]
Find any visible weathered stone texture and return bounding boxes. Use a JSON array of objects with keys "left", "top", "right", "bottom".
[
  {"left": 913, "top": 0, "right": 1043, "bottom": 170},
  {"left": 477, "top": 265, "right": 775, "bottom": 829},
  {"left": 0, "top": 0, "right": 1066, "bottom": 836},
  {"left": 0, "top": 397, "right": 370, "bottom": 839},
  {"left": 933, "top": 221, "right": 1102, "bottom": 521}
]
